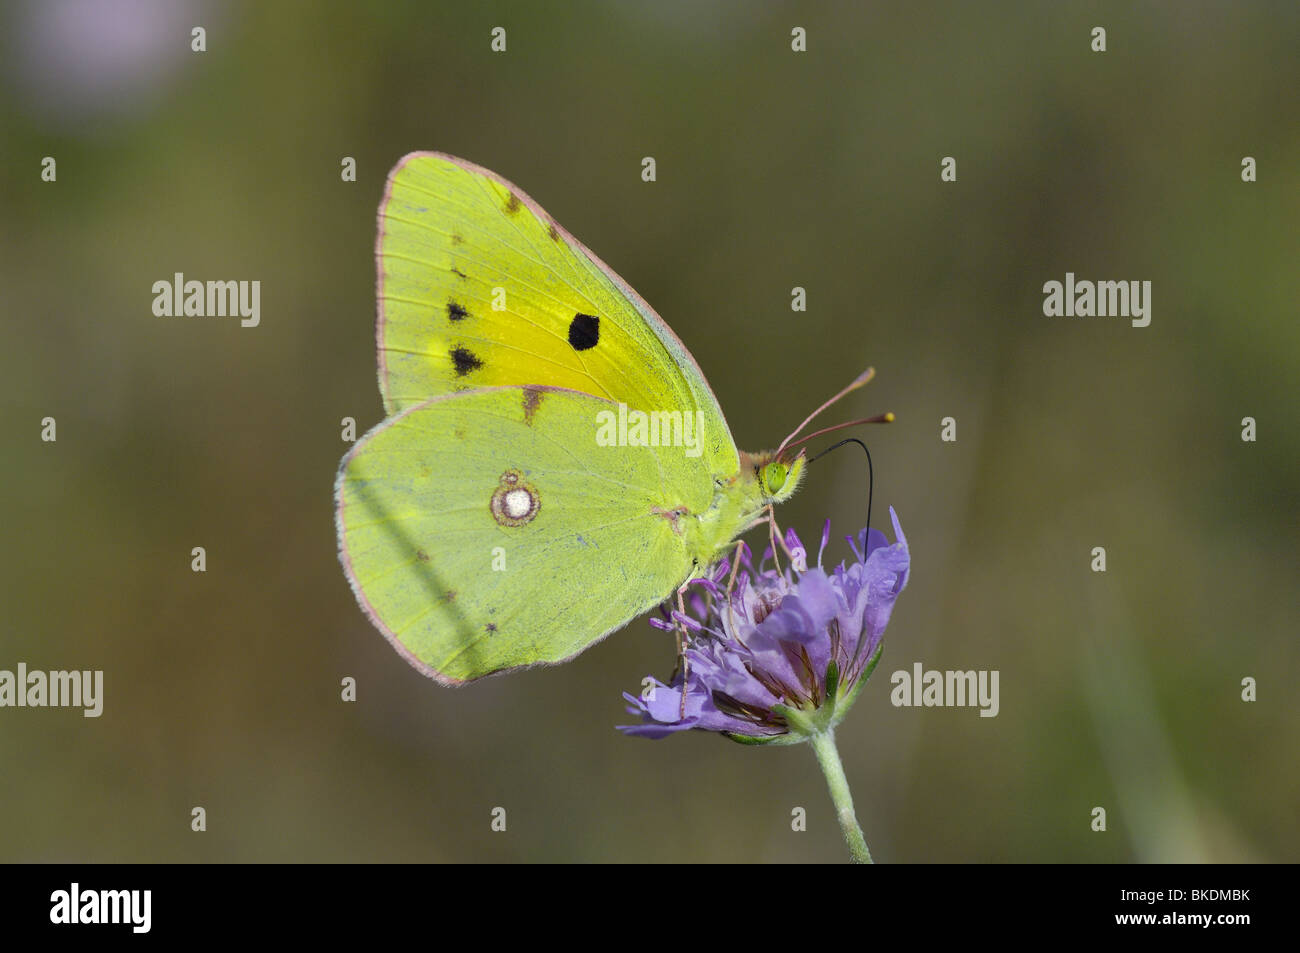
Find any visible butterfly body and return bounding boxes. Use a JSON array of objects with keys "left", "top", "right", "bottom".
[
  {"left": 677, "top": 450, "right": 805, "bottom": 566},
  {"left": 337, "top": 153, "right": 805, "bottom": 684}
]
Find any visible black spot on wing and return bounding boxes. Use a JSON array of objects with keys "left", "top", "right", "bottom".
[
  {"left": 568, "top": 314, "right": 600, "bottom": 351},
  {"left": 447, "top": 300, "right": 469, "bottom": 321},
  {"left": 548, "top": 223, "right": 560, "bottom": 241},
  {"left": 450, "top": 346, "right": 483, "bottom": 377},
  {"left": 451, "top": 266, "right": 468, "bottom": 279},
  {"left": 504, "top": 192, "right": 522, "bottom": 215},
  {"left": 450, "top": 233, "right": 465, "bottom": 245}
]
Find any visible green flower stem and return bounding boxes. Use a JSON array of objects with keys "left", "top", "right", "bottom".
[{"left": 809, "top": 728, "right": 873, "bottom": 863}]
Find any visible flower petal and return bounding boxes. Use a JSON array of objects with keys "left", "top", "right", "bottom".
[{"left": 619, "top": 512, "right": 909, "bottom": 740}]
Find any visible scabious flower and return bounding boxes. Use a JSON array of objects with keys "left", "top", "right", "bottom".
[{"left": 620, "top": 507, "right": 909, "bottom": 744}]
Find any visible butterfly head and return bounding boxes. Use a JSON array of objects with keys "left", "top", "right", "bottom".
[{"left": 754, "top": 449, "right": 806, "bottom": 504}]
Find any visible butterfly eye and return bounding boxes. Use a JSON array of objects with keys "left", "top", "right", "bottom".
[{"left": 762, "top": 462, "right": 788, "bottom": 495}]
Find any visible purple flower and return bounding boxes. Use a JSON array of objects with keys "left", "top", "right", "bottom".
[{"left": 620, "top": 508, "right": 909, "bottom": 744}]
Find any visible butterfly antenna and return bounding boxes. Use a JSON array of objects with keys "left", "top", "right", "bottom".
[
  {"left": 806, "top": 437, "right": 876, "bottom": 539},
  {"left": 776, "top": 367, "right": 876, "bottom": 460},
  {"left": 781, "top": 413, "right": 894, "bottom": 455}
]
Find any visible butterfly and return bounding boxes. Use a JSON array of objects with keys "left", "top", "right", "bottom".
[{"left": 335, "top": 152, "right": 880, "bottom": 684}]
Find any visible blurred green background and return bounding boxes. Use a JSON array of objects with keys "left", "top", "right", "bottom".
[{"left": 2, "top": 0, "right": 1296, "bottom": 862}]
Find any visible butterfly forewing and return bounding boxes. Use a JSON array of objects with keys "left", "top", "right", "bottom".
[{"left": 375, "top": 152, "right": 738, "bottom": 479}]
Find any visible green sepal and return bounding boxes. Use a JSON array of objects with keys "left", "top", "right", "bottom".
[
  {"left": 823, "top": 660, "right": 841, "bottom": 720},
  {"left": 724, "top": 730, "right": 807, "bottom": 747},
  {"left": 772, "top": 702, "right": 818, "bottom": 736},
  {"left": 836, "top": 643, "right": 885, "bottom": 716}
]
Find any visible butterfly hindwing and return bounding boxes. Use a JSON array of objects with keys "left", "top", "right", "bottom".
[{"left": 336, "top": 385, "right": 702, "bottom": 684}]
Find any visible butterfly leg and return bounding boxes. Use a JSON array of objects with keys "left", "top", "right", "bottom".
[
  {"left": 773, "top": 505, "right": 798, "bottom": 559},
  {"left": 675, "top": 582, "right": 691, "bottom": 720},
  {"left": 725, "top": 539, "right": 746, "bottom": 599},
  {"left": 724, "top": 539, "right": 748, "bottom": 645},
  {"left": 764, "top": 504, "right": 796, "bottom": 575}
]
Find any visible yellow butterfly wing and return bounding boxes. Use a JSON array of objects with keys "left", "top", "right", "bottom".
[
  {"left": 375, "top": 151, "right": 738, "bottom": 479},
  {"left": 336, "top": 385, "right": 697, "bottom": 684}
]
